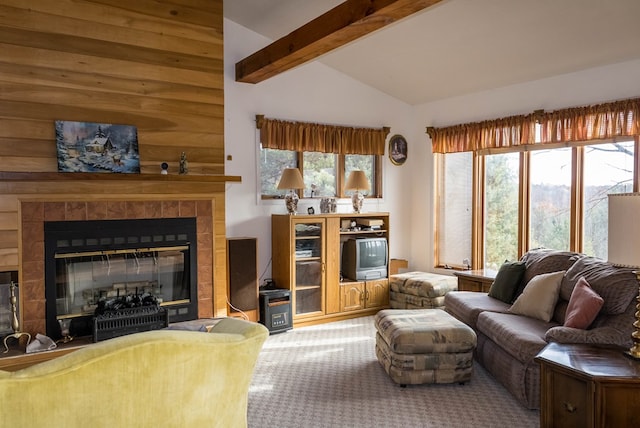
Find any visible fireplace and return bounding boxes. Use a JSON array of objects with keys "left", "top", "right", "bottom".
[{"left": 44, "top": 217, "right": 198, "bottom": 339}]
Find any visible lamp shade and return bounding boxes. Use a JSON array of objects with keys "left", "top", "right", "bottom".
[
  {"left": 277, "top": 168, "right": 304, "bottom": 190},
  {"left": 608, "top": 193, "right": 640, "bottom": 267},
  {"left": 344, "top": 170, "right": 370, "bottom": 191}
]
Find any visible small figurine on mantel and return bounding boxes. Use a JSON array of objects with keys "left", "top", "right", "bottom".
[{"left": 179, "top": 152, "right": 188, "bottom": 175}]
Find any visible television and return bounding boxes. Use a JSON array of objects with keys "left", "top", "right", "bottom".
[{"left": 341, "top": 237, "right": 388, "bottom": 281}]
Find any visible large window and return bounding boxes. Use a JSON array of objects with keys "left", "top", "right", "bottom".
[
  {"left": 436, "top": 151, "right": 472, "bottom": 269},
  {"left": 436, "top": 139, "right": 637, "bottom": 269},
  {"left": 484, "top": 152, "right": 519, "bottom": 269},
  {"left": 529, "top": 147, "right": 572, "bottom": 251},
  {"left": 260, "top": 146, "right": 381, "bottom": 199},
  {"left": 582, "top": 141, "right": 634, "bottom": 259}
]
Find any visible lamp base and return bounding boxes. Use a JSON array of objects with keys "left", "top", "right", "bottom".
[
  {"left": 351, "top": 191, "right": 364, "bottom": 213},
  {"left": 285, "top": 191, "right": 299, "bottom": 215},
  {"left": 624, "top": 349, "right": 640, "bottom": 359}
]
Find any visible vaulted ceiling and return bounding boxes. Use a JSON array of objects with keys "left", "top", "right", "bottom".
[{"left": 225, "top": 0, "right": 640, "bottom": 105}]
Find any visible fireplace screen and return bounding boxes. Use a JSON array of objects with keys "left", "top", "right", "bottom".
[
  {"left": 45, "top": 218, "right": 198, "bottom": 339},
  {"left": 55, "top": 246, "right": 188, "bottom": 318}
]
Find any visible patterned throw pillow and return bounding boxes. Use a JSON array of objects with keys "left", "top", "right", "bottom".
[
  {"left": 509, "top": 271, "right": 565, "bottom": 322},
  {"left": 564, "top": 277, "right": 604, "bottom": 329},
  {"left": 488, "top": 260, "right": 526, "bottom": 303}
]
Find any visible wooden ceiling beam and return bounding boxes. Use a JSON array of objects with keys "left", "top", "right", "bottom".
[{"left": 235, "top": 0, "right": 443, "bottom": 83}]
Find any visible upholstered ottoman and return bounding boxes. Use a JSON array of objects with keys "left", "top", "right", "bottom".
[
  {"left": 389, "top": 271, "right": 458, "bottom": 309},
  {"left": 374, "top": 309, "right": 476, "bottom": 386}
]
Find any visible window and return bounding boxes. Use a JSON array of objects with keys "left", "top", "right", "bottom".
[
  {"left": 259, "top": 147, "right": 297, "bottom": 198},
  {"left": 345, "top": 154, "right": 376, "bottom": 197},
  {"left": 436, "top": 151, "right": 472, "bottom": 268},
  {"left": 582, "top": 140, "right": 634, "bottom": 259},
  {"left": 529, "top": 147, "right": 572, "bottom": 251},
  {"left": 260, "top": 147, "right": 380, "bottom": 199},
  {"left": 436, "top": 139, "right": 639, "bottom": 269},
  {"left": 484, "top": 152, "right": 519, "bottom": 269},
  {"left": 302, "top": 152, "right": 337, "bottom": 197}
]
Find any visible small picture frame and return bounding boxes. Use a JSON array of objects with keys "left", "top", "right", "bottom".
[
  {"left": 389, "top": 134, "right": 407, "bottom": 166},
  {"left": 307, "top": 207, "right": 315, "bottom": 215}
]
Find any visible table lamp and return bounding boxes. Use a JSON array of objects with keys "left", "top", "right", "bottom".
[
  {"left": 277, "top": 168, "right": 304, "bottom": 214},
  {"left": 608, "top": 193, "right": 640, "bottom": 359},
  {"left": 345, "top": 170, "right": 370, "bottom": 213}
]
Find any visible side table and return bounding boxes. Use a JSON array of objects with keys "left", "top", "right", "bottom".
[
  {"left": 535, "top": 342, "right": 640, "bottom": 428},
  {"left": 453, "top": 269, "right": 497, "bottom": 292}
]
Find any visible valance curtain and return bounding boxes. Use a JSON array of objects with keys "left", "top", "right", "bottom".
[
  {"left": 256, "top": 115, "right": 389, "bottom": 156},
  {"left": 428, "top": 97, "right": 640, "bottom": 154}
]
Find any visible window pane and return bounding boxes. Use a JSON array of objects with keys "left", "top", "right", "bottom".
[
  {"left": 345, "top": 154, "right": 375, "bottom": 197},
  {"left": 438, "top": 152, "right": 472, "bottom": 267},
  {"left": 302, "top": 152, "right": 336, "bottom": 197},
  {"left": 484, "top": 153, "right": 519, "bottom": 269},
  {"left": 529, "top": 148, "right": 571, "bottom": 250},
  {"left": 260, "top": 147, "right": 297, "bottom": 197},
  {"left": 583, "top": 140, "right": 634, "bottom": 259}
]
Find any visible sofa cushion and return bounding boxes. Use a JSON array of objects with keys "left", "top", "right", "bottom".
[
  {"left": 488, "top": 260, "right": 526, "bottom": 303},
  {"left": 564, "top": 277, "right": 604, "bottom": 329},
  {"left": 476, "top": 311, "right": 556, "bottom": 363},
  {"left": 560, "top": 256, "right": 637, "bottom": 315},
  {"left": 515, "top": 249, "right": 582, "bottom": 298},
  {"left": 509, "top": 271, "right": 564, "bottom": 322},
  {"left": 444, "top": 291, "right": 511, "bottom": 330}
]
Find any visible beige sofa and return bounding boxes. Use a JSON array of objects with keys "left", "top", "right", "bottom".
[
  {"left": 445, "top": 249, "right": 638, "bottom": 409},
  {"left": 0, "top": 317, "right": 268, "bottom": 428}
]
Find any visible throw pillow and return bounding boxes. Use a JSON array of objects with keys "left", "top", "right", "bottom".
[
  {"left": 509, "top": 270, "right": 565, "bottom": 322},
  {"left": 488, "top": 260, "right": 526, "bottom": 303},
  {"left": 564, "top": 276, "right": 604, "bottom": 329}
]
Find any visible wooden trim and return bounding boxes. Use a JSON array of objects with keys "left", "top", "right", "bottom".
[{"left": 236, "top": 0, "right": 442, "bottom": 83}]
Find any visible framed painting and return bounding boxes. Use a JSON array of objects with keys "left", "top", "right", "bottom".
[
  {"left": 55, "top": 120, "right": 140, "bottom": 173},
  {"left": 389, "top": 134, "right": 407, "bottom": 166}
]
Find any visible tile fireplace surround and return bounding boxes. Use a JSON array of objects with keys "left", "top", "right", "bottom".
[{"left": 19, "top": 199, "right": 214, "bottom": 336}]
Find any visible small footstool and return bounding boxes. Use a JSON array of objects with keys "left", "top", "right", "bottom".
[
  {"left": 374, "top": 309, "right": 476, "bottom": 386},
  {"left": 389, "top": 271, "right": 458, "bottom": 309}
]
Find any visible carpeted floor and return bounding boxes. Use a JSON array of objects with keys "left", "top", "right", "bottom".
[{"left": 248, "top": 316, "right": 539, "bottom": 428}]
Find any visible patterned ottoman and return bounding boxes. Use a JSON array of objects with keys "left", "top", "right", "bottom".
[
  {"left": 389, "top": 271, "right": 458, "bottom": 309},
  {"left": 374, "top": 309, "right": 476, "bottom": 386}
]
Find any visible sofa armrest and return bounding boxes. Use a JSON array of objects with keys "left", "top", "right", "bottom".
[{"left": 545, "top": 325, "right": 629, "bottom": 347}]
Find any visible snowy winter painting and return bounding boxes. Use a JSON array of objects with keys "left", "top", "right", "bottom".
[{"left": 55, "top": 120, "right": 140, "bottom": 173}]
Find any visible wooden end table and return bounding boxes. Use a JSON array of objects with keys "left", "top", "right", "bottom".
[
  {"left": 453, "top": 269, "right": 497, "bottom": 292},
  {"left": 535, "top": 342, "right": 640, "bottom": 427}
]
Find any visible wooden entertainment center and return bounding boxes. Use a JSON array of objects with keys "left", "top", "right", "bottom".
[{"left": 271, "top": 212, "right": 390, "bottom": 327}]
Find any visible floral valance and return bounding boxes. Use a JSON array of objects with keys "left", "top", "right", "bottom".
[
  {"left": 256, "top": 115, "right": 390, "bottom": 156},
  {"left": 427, "top": 97, "right": 640, "bottom": 154}
]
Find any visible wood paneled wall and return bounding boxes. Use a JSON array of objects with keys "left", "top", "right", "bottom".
[{"left": 0, "top": 0, "right": 230, "bottom": 317}]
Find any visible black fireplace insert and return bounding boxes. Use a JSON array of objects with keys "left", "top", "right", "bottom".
[{"left": 44, "top": 217, "right": 198, "bottom": 339}]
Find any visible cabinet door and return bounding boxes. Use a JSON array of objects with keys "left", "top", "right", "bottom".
[
  {"left": 293, "top": 221, "right": 324, "bottom": 317},
  {"left": 340, "top": 282, "right": 364, "bottom": 312},
  {"left": 365, "top": 279, "right": 389, "bottom": 309}
]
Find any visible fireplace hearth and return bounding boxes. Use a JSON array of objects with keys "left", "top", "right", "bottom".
[{"left": 44, "top": 217, "right": 198, "bottom": 340}]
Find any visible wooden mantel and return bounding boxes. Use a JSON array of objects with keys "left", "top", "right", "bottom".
[
  {"left": 0, "top": 172, "right": 241, "bottom": 183},
  {"left": 235, "top": 0, "right": 443, "bottom": 84}
]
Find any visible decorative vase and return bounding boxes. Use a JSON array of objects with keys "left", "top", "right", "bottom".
[
  {"left": 285, "top": 191, "right": 299, "bottom": 215},
  {"left": 351, "top": 191, "right": 364, "bottom": 213}
]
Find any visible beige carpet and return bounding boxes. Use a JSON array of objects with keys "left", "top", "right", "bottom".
[{"left": 248, "top": 316, "right": 539, "bottom": 427}]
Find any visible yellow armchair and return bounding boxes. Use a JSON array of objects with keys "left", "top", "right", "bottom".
[{"left": 0, "top": 317, "right": 268, "bottom": 428}]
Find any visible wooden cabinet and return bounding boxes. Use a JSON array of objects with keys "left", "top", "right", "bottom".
[
  {"left": 272, "top": 213, "right": 389, "bottom": 327},
  {"left": 535, "top": 342, "right": 640, "bottom": 428},
  {"left": 453, "top": 269, "right": 497, "bottom": 292},
  {"left": 340, "top": 279, "right": 389, "bottom": 312}
]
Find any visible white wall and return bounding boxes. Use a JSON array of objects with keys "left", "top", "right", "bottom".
[
  {"left": 224, "top": 19, "right": 416, "bottom": 283},
  {"left": 225, "top": 17, "right": 640, "bottom": 279}
]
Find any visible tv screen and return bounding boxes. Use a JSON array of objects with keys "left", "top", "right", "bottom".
[{"left": 341, "top": 237, "right": 388, "bottom": 281}]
